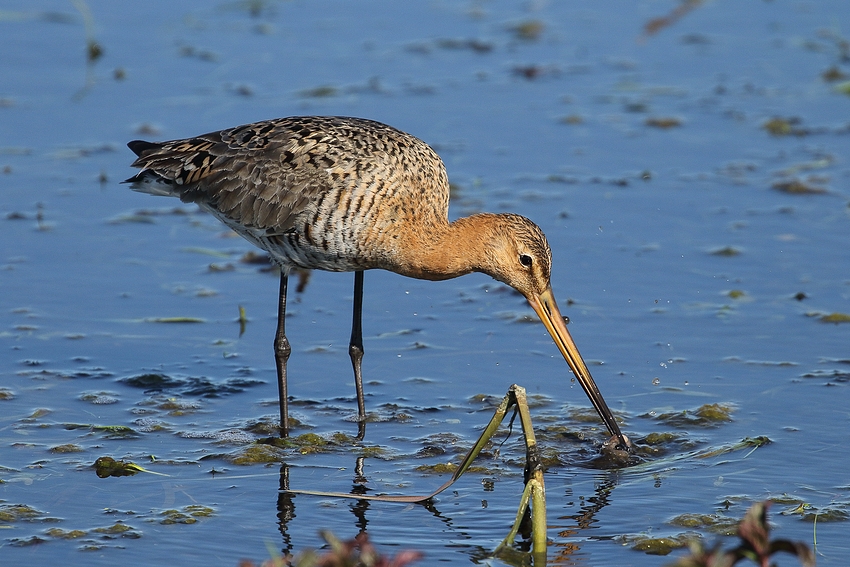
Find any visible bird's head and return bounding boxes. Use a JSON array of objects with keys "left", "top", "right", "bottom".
[
  {"left": 479, "top": 213, "right": 553, "bottom": 298},
  {"left": 480, "top": 213, "right": 631, "bottom": 451}
]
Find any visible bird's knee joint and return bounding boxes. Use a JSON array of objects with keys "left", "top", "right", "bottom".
[
  {"left": 275, "top": 336, "right": 292, "bottom": 357},
  {"left": 349, "top": 343, "right": 364, "bottom": 360}
]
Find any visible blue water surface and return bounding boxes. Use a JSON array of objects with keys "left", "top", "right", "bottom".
[{"left": 2, "top": 1, "right": 849, "bottom": 565}]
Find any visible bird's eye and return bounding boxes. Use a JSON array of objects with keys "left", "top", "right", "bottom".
[{"left": 519, "top": 254, "right": 533, "bottom": 268}]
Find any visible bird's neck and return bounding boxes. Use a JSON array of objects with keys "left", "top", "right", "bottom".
[{"left": 391, "top": 213, "right": 500, "bottom": 281}]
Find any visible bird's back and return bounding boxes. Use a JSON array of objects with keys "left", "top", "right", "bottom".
[{"left": 126, "top": 116, "right": 451, "bottom": 272}]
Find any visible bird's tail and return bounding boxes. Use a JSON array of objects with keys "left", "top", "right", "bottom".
[{"left": 123, "top": 140, "right": 180, "bottom": 197}]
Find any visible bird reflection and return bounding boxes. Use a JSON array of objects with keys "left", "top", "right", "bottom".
[{"left": 275, "top": 457, "right": 622, "bottom": 563}]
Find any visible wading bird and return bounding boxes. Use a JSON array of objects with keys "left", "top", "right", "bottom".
[{"left": 125, "top": 116, "right": 629, "bottom": 449}]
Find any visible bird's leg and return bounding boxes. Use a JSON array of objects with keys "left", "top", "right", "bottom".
[
  {"left": 349, "top": 270, "right": 366, "bottom": 440},
  {"left": 274, "top": 273, "right": 292, "bottom": 437}
]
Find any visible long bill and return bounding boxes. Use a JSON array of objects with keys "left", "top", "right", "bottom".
[{"left": 527, "top": 287, "right": 631, "bottom": 451}]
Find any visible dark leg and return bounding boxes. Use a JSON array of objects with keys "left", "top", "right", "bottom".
[
  {"left": 349, "top": 270, "right": 366, "bottom": 439},
  {"left": 275, "top": 273, "right": 292, "bottom": 437}
]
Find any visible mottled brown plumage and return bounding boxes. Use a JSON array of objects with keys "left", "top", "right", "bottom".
[{"left": 126, "top": 116, "right": 629, "bottom": 449}]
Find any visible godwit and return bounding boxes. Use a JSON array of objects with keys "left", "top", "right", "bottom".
[{"left": 125, "top": 116, "right": 629, "bottom": 449}]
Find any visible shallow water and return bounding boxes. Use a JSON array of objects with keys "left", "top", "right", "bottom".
[{"left": 2, "top": 0, "right": 849, "bottom": 565}]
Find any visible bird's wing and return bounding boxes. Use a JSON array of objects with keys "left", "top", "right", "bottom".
[{"left": 126, "top": 116, "right": 391, "bottom": 234}]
